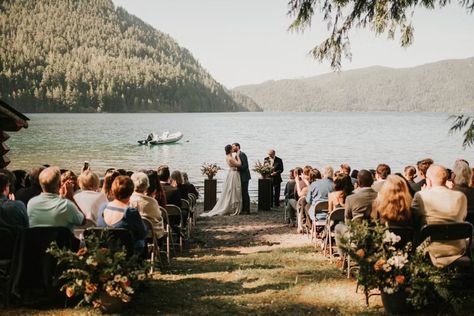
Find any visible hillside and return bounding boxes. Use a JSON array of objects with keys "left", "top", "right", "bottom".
[
  {"left": 234, "top": 58, "right": 474, "bottom": 112},
  {"left": 0, "top": 0, "right": 261, "bottom": 112}
]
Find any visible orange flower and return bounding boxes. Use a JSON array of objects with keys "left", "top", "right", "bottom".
[
  {"left": 395, "top": 275, "right": 405, "bottom": 284},
  {"left": 85, "top": 282, "right": 97, "bottom": 294},
  {"left": 76, "top": 247, "right": 87, "bottom": 256},
  {"left": 374, "top": 259, "right": 385, "bottom": 271},
  {"left": 66, "top": 287, "right": 75, "bottom": 298},
  {"left": 356, "top": 249, "right": 365, "bottom": 258}
]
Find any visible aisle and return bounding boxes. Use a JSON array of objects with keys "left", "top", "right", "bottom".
[{"left": 131, "top": 206, "right": 381, "bottom": 315}]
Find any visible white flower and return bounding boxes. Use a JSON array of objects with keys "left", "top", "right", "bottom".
[
  {"left": 387, "top": 253, "right": 408, "bottom": 269},
  {"left": 383, "top": 287, "right": 395, "bottom": 294},
  {"left": 383, "top": 263, "right": 392, "bottom": 272},
  {"left": 383, "top": 231, "right": 401, "bottom": 244}
]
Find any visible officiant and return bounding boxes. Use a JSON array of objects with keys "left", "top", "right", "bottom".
[{"left": 264, "top": 149, "right": 284, "bottom": 207}]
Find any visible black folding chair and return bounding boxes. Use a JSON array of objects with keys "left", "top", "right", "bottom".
[
  {"left": 419, "top": 222, "right": 473, "bottom": 272},
  {"left": 84, "top": 227, "right": 134, "bottom": 258},
  {"left": 388, "top": 225, "right": 414, "bottom": 250},
  {"left": 142, "top": 217, "right": 163, "bottom": 273},
  {"left": 0, "top": 225, "right": 22, "bottom": 307},
  {"left": 165, "top": 204, "right": 184, "bottom": 253}
]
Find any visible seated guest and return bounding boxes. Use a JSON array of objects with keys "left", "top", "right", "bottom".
[
  {"left": 284, "top": 170, "right": 296, "bottom": 203},
  {"left": 182, "top": 172, "right": 199, "bottom": 199},
  {"left": 0, "top": 169, "right": 17, "bottom": 196},
  {"left": 61, "top": 170, "right": 79, "bottom": 192},
  {"left": 102, "top": 169, "right": 120, "bottom": 201},
  {"left": 130, "top": 172, "right": 165, "bottom": 240},
  {"left": 296, "top": 168, "right": 319, "bottom": 233},
  {"left": 157, "top": 165, "right": 181, "bottom": 206},
  {"left": 340, "top": 163, "right": 357, "bottom": 186},
  {"left": 0, "top": 174, "right": 29, "bottom": 227},
  {"left": 145, "top": 170, "right": 167, "bottom": 206},
  {"left": 171, "top": 170, "right": 189, "bottom": 201},
  {"left": 451, "top": 160, "right": 474, "bottom": 224},
  {"left": 328, "top": 174, "right": 353, "bottom": 212},
  {"left": 12, "top": 169, "right": 27, "bottom": 192},
  {"left": 74, "top": 170, "right": 108, "bottom": 222},
  {"left": 286, "top": 167, "right": 307, "bottom": 226},
  {"left": 412, "top": 165, "right": 467, "bottom": 268},
  {"left": 98, "top": 176, "right": 147, "bottom": 250},
  {"left": 415, "top": 158, "right": 434, "bottom": 187},
  {"left": 371, "top": 175, "right": 413, "bottom": 226},
  {"left": 372, "top": 163, "right": 391, "bottom": 192},
  {"left": 15, "top": 166, "right": 44, "bottom": 205},
  {"left": 306, "top": 165, "right": 334, "bottom": 221},
  {"left": 403, "top": 165, "right": 420, "bottom": 194},
  {"left": 335, "top": 170, "right": 378, "bottom": 252},
  {"left": 28, "top": 167, "right": 85, "bottom": 229}
]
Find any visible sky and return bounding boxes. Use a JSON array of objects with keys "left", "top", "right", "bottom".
[{"left": 112, "top": 0, "right": 474, "bottom": 88}]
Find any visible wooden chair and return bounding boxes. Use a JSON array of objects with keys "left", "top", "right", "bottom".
[
  {"left": 309, "top": 200, "right": 329, "bottom": 242},
  {"left": 322, "top": 207, "right": 345, "bottom": 259}
]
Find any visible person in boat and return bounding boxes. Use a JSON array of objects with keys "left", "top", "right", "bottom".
[{"left": 146, "top": 133, "right": 154, "bottom": 142}]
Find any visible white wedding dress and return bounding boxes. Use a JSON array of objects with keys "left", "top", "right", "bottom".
[{"left": 200, "top": 155, "right": 242, "bottom": 217}]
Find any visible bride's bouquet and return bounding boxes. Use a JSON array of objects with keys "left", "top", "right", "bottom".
[
  {"left": 253, "top": 161, "right": 273, "bottom": 178},
  {"left": 201, "top": 162, "right": 222, "bottom": 180}
]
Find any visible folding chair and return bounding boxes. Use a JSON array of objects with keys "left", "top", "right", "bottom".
[
  {"left": 164, "top": 204, "right": 184, "bottom": 253},
  {"left": 84, "top": 227, "right": 134, "bottom": 258},
  {"left": 419, "top": 222, "right": 473, "bottom": 273},
  {"left": 388, "top": 225, "right": 414, "bottom": 250},
  {"left": 0, "top": 225, "right": 22, "bottom": 307},
  {"left": 310, "top": 200, "right": 329, "bottom": 242},
  {"left": 181, "top": 199, "right": 192, "bottom": 238},
  {"left": 188, "top": 193, "right": 197, "bottom": 226},
  {"left": 73, "top": 218, "right": 97, "bottom": 240},
  {"left": 323, "top": 207, "right": 345, "bottom": 259},
  {"left": 159, "top": 206, "right": 173, "bottom": 263},
  {"left": 141, "top": 217, "right": 163, "bottom": 273}
]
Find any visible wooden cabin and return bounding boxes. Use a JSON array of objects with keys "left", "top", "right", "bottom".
[{"left": 0, "top": 99, "right": 29, "bottom": 168}]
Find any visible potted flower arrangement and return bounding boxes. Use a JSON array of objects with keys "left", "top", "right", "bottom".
[
  {"left": 47, "top": 234, "right": 148, "bottom": 313},
  {"left": 253, "top": 160, "right": 273, "bottom": 179},
  {"left": 201, "top": 162, "right": 222, "bottom": 180},
  {"left": 340, "top": 221, "right": 455, "bottom": 314}
]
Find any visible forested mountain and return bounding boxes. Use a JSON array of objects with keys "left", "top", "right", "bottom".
[
  {"left": 234, "top": 58, "right": 474, "bottom": 112},
  {"left": 0, "top": 0, "right": 261, "bottom": 112}
]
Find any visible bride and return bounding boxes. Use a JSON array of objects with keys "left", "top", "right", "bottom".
[{"left": 200, "top": 144, "right": 242, "bottom": 217}]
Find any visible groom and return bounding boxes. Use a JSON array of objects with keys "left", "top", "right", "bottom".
[{"left": 233, "top": 143, "right": 251, "bottom": 214}]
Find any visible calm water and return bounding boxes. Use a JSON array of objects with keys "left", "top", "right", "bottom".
[{"left": 6, "top": 112, "right": 471, "bottom": 199}]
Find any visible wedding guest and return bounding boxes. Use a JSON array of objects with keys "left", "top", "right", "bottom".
[
  {"left": 145, "top": 170, "right": 167, "bottom": 206},
  {"left": 0, "top": 174, "right": 29, "bottom": 227},
  {"left": 286, "top": 167, "right": 306, "bottom": 226},
  {"left": 340, "top": 163, "right": 357, "bottom": 185},
  {"left": 264, "top": 149, "right": 284, "bottom": 207},
  {"left": 371, "top": 175, "right": 413, "bottom": 226},
  {"left": 284, "top": 169, "right": 296, "bottom": 205},
  {"left": 61, "top": 170, "right": 79, "bottom": 192},
  {"left": 102, "top": 169, "right": 120, "bottom": 201},
  {"left": 471, "top": 168, "right": 474, "bottom": 187},
  {"left": 15, "top": 166, "right": 44, "bottom": 205},
  {"left": 412, "top": 165, "right": 467, "bottom": 267},
  {"left": 416, "top": 158, "right": 434, "bottom": 187},
  {"left": 328, "top": 174, "right": 354, "bottom": 212},
  {"left": 158, "top": 165, "right": 181, "bottom": 206},
  {"left": 306, "top": 165, "right": 334, "bottom": 221},
  {"left": 372, "top": 163, "right": 391, "bottom": 192},
  {"left": 98, "top": 176, "right": 147, "bottom": 250},
  {"left": 73, "top": 170, "right": 108, "bottom": 222},
  {"left": 403, "top": 165, "right": 420, "bottom": 194},
  {"left": 182, "top": 172, "right": 199, "bottom": 199},
  {"left": 28, "top": 167, "right": 86, "bottom": 229},
  {"left": 0, "top": 169, "right": 16, "bottom": 195},
  {"left": 296, "top": 169, "right": 319, "bottom": 233},
  {"left": 130, "top": 172, "right": 165, "bottom": 240},
  {"left": 171, "top": 170, "right": 189, "bottom": 201},
  {"left": 451, "top": 160, "right": 474, "bottom": 224},
  {"left": 12, "top": 169, "right": 27, "bottom": 192}
]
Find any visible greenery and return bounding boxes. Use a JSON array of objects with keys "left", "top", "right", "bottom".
[
  {"left": 287, "top": 0, "right": 474, "bottom": 70},
  {"left": 47, "top": 233, "right": 147, "bottom": 310},
  {"left": 340, "top": 221, "right": 455, "bottom": 310},
  {"left": 0, "top": 0, "right": 261, "bottom": 113},
  {"left": 234, "top": 58, "right": 474, "bottom": 112},
  {"left": 450, "top": 115, "right": 474, "bottom": 148}
]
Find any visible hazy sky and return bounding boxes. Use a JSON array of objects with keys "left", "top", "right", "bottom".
[{"left": 112, "top": 0, "right": 474, "bottom": 88}]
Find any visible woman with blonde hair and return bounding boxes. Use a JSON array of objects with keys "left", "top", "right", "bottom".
[{"left": 371, "top": 175, "right": 413, "bottom": 226}]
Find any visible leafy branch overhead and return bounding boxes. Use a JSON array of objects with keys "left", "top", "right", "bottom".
[
  {"left": 450, "top": 115, "right": 474, "bottom": 148},
  {"left": 287, "top": 0, "right": 474, "bottom": 70}
]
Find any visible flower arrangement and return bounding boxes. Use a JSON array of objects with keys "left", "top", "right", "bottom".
[
  {"left": 340, "top": 221, "right": 455, "bottom": 311},
  {"left": 201, "top": 162, "right": 222, "bottom": 179},
  {"left": 253, "top": 160, "right": 273, "bottom": 178},
  {"left": 47, "top": 234, "right": 147, "bottom": 311}
]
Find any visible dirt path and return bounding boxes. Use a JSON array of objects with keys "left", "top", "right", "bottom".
[{"left": 131, "top": 205, "right": 382, "bottom": 315}]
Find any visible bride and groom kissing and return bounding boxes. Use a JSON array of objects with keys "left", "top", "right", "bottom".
[{"left": 200, "top": 143, "right": 251, "bottom": 217}]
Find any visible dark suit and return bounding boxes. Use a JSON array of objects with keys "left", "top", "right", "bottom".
[
  {"left": 161, "top": 183, "right": 181, "bottom": 207},
  {"left": 238, "top": 151, "right": 251, "bottom": 213},
  {"left": 265, "top": 156, "right": 284, "bottom": 207}
]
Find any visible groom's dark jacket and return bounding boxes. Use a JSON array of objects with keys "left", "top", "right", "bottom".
[{"left": 238, "top": 152, "right": 251, "bottom": 182}]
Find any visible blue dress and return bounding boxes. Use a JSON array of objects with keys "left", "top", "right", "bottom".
[{"left": 97, "top": 204, "right": 147, "bottom": 249}]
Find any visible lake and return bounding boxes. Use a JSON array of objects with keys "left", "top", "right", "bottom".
[{"left": 6, "top": 112, "right": 471, "bottom": 199}]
